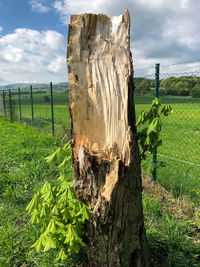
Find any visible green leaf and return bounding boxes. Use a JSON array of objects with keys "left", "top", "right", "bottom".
[
  {"left": 44, "top": 220, "right": 53, "bottom": 235},
  {"left": 56, "top": 248, "right": 68, "bottom": 261},
  {"left": 45, "top": 147, "right": 61, "bottom": 163},
  {"left": 62, "top": 141, "right": 71, "bottom": 151},
  {"left": 40, "top": 181, "right": 50, "bottom": 195},
  {"left": 50, "top": 219, "right": 57, "bottom": 233},
  {"left": 26, "top": 193, "right": 39, "bottom": 213},
  {"left": 67, "top": 187, "right": 76, "bottom": 200},
  {"left": 64, "top": 224, "right": 73, "bottom": 244},
  {"left": 51, "top": 205, "right": 59, "bottom": 216},
  {"left": 62, "top": 208, "right": 71, "bottom": 222},
  {"left": 43, "top": 237, "right": 56, "bottom": 252},
  {"left": 58, "top": 156, "right": 71, "bottom": 169},
  {"left": 146, "top": 135, "right": 151, "bottom": 146},
  {"left": 31, "top": 235, "right": 44, "bottom": 252},
  {"left": 82, "top": 205, "right": 90, "bottom": 221},
  {"left": 151, "top": 97, "right": 161, "bottom": 108},
  {"left": 30, "top": 209, "right": 39, "bottom": 224},
  {"left": 147, "top": 118, "right": 158, "bottom": 135},
  {"left": 69, "top": 240, "right": 80, "bottom": 253},
  {"left": 55, "top": 220, "right": 65, "bottom": 228},
  {"left": 40, "top": 203, "right": 47, "bottom": 218},
  {"left": 43, "top": 237, "right": 51, "bottom": 252},
  {"left": 136, "top": 110, "right": 149, "bottom": 126},
  {"left": 161, "top": 105, "right": 172, "bottom": 116}
]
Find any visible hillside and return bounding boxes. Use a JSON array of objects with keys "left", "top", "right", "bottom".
[{"left": 0, "top": 82, "right": 68, "bottom": 91}]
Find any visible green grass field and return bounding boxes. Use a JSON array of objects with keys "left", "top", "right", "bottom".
[
  {"left": 1, "top": 92, "right": 200, "bottom": 202},
  {"left": 2, "top": 91, "right": 71, "bottom": 136},
  {"left": 0, "top": 117, "right": 199, "bottom": 266}
]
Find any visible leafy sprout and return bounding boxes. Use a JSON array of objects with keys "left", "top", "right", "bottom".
[
  {"left": 26, "top": 141, "right": 92, "bottom": 261},
  {"left": 136, "top": 98, "right": 172, "bottom": 159}
]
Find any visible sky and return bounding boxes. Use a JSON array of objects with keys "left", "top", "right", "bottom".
[{"left": 0, "top": 0, "right": 200, "bottom": 85}]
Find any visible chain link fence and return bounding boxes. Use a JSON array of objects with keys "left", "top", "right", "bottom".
[
  {"left": 134, "top": 67, "right": 200, "bottom": 202},
  {"left": 0, "top": 68, "right": 200, "bottom": 201},
  {"left": 0, "top": 84, "right": 70, "bottom": 138}
]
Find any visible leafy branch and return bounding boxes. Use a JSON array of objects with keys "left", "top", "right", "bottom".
[{"left": 136, "top": 98, "right": 172, "bottom": 160}]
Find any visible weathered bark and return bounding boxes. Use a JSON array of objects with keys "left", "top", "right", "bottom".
[{"left": 67, "top": 10, "right": 148, "bottom": 267}]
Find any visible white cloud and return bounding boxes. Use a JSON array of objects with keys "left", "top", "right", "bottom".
[
  {"left": 3, "top": 46, "right": 24, "bottom": 63},
  {"left": 53, "top": 0, "right": 115, "bottom": 24},
  {"left": 29, "top": 0, "right": 51, "bottom": 13},
  {"left": 53, "top": 0, "right": 200, "bottom": 75},
  {"left": 53, "top": 1, "right": 69, "bottom": 24},
  {"left": 0, "top": 29, "right": 67, "bottom": 85},
  {"left": 47, "top": 56, "right": 66, "bottom": 73}
]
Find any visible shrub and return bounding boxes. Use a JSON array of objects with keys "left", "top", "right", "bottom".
[{"left": 191, "top": 85, "right": 200, "bottom": 98}]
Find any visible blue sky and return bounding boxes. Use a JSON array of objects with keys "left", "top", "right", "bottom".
[
  {"left": 0, "top": 0, "right": 200, "bottom": 85},
  {"left": 0, "top": 0, "right": 66, "bottom": 37}
]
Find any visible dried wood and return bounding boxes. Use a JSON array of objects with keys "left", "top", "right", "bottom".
[{"left": 67, "top": 9, "right": 148, "bottom": 267}]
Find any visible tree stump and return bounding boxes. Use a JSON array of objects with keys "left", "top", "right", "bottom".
[{"left": 67, "top": 9, "right": 148, "bottom": 267}]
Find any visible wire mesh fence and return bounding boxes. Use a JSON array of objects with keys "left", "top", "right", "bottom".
[
  {"left": 134, "top": 67, "right": 200, "bottom": 202},
  {"left": 0, "top": 67, "right": 200, "bottom": 201},
  {"left": 0, "top": 84, "right": 70, "bottom": 138}
]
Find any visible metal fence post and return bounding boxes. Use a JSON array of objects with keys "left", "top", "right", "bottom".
[
  {"left": 3, "top": 90, "right": 6, "bottom": 117},
  {"left": 18, "top": 87, "right": 22, "bottom": 122},
  {"left": 152, "top": 63, "right": 160, "bottom": 181},
  {"left": 30, "top": 85, "right": 34, "bottom": 125},
  {"left": 9, "top": 89, "right": 13, "bottom": 121},
  {"left": 50, "top": 82, "right": 55, "bottom": 136}
]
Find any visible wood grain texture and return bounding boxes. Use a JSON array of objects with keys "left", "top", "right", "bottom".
[
  {"left": 67, "top": 9, "right": 148, "bottom": 267},
  {"left": 68, "top": 10, "right": 132, "bottom": 166}
]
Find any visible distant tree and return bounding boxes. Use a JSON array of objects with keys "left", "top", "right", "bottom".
[
  {"left": 139, "top": 78, "right": 152, "bottom": 94},
  {"left": 160, "top": 77, "right": 175, "bottom": 88},
  {"left": 141, "top": 78, "right": 151, "bottom": 91},
  {"left": 191, "top": 85, "right": 200, "bottom": 98},
  {"left": 174, "top": 81, "right": 189, "bottom": 90},
  {"left": 134, "top": 78, "right": 145, "bottom": 94}
]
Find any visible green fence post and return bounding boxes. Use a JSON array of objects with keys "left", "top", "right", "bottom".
[
  {"left": 30, "top": 85, "right": 34, "bottom": 125},
  {"left": 3, "top": 90, "right": 6, "bottom": 117},
  {"left": 50, "top": 82, "right": 55, "bottom": 136},
  {"left": 9, "top": 89, "right": 13, "bottom": 121},
  {"left": 152, "top": 63, "right": 160, "bottom": 181},
  {"left": 18, "top": 87, "right": 22, "bottom": 122}
]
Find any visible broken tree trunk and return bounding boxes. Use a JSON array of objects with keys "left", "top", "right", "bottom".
[{"left": 67, "top": 9, "right": 148, "bottom": 267}]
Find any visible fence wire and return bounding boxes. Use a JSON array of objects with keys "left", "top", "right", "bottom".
[
  {"left": 0, "top": 70, "right": 200, "bottom": 202},
  {"left": 134, "top": 70, "right": 200, "bottom": 202},
  {"left": 0, "top": 84, "right": 70, "bottom": 138}
]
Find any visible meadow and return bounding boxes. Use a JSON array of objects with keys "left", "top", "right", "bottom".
[
  {"left": 2, "top": 91, "right": 199, "bottom": 202},
  {"left": 0, "top": 116, "right": 199, "bottom": 266}
]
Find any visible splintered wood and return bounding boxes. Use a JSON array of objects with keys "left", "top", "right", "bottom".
[
  {"left": 67, "top": 11, "right": 148, "bottom": 266},
  {"left": 67, "top": 10, "right": 132, "bottom": 167}
]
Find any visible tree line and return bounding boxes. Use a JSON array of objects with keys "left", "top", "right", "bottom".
[{"left": 135, "top": 76, "right": 200, "bottom": 97}]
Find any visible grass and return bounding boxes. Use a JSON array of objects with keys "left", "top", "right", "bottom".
[
  {"left": 0, "top": 117, "right": 200, "bottom": 266},
  {"left": 0, "top": 117, "right": 82, "bottom": 266},
  {"left": 142, "top": 173, "right": 200, "bottom": 267},
  {"left": 1, "top": 92, "right": 200, "bottom": 202}
]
